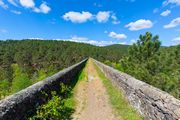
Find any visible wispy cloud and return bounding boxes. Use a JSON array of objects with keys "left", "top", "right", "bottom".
[
  {"left": 172, "top": 37, "right": 180, "bottom": 41},
  {"left": 125, "top": 19, "right": 153, "bottom": 31},
  {"left": 8, "top": 0, "right": 18, "bottom": 6},
  {"left": 163, "top": 0, "right": 180, "bottom": 6},
  {"left": 108, "top": 32, "right": 127, "bottom": 39},
  {"left": 11, "top": 10, "right": 21, "bottom": 14},
  {"left": 160, "top": 10, "right": 171, "bottom": 16},
  {"left": 62, "top": 35, "right": 123, "bottom": 46},
  {"left": 111, "top": 13, "right": 120, "bottom": 24},
  {"left": 0, "top": 0, "right": 8, "bottom": 9},
  {"left": 172, "top": 37, "right": 180, "bottom": 45},
  {"left": 164, "top": 17, "right": 180, "bottom": 28}
]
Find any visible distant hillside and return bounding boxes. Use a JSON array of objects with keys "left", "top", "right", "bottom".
[
  {"left": 0, "top": 40, "right": 129, "bottom": 99},
  {"left": 0, "top": 40, "right": 129, "bottom": 63},
  {"left": 103, "top": 44, "right": 129, "bottom": 55}
]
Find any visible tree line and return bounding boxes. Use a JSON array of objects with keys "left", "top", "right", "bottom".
[
  {"left": 0, "top": 40, "right": 126, "bottom": 99},
  {"left": 0, "top": 33, "right": 179, "bottom": 100}
]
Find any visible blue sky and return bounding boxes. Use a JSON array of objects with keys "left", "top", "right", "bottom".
[{"left": 0, "top": 0, "right": 180, "bottom": 46}]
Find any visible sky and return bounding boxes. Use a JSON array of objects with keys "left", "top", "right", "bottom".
[{"left": 0, "top": 0, "right": 180, "bottom": 46}]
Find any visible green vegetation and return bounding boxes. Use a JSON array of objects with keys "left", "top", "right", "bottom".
[
  {"left": 93, "top": 62, "right": 143, "bottom": 120},
  {"left": 0, "top": 40, "right": 127, "bottom": 99},
  {"left": 28, "top": 83, "right": 75, "bottom": 120},
  {"left": 11, "top": 64, "right": 32, "bottom": 93},
  {"left": 76, "top": 64, "right": 87, "bottom": 82},
  {"left": 0, "top": 34, "right": 179, "bottom": 100},
  {"left": 113, "top": 32, "right": 179, "bottom": 99},
  {"left": 28, "top": 65, "right": 87, "bottom": 120}
]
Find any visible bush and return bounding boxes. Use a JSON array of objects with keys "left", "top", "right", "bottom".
[{"left": 29, "top": 83, "right": 75, "bottom": 120}]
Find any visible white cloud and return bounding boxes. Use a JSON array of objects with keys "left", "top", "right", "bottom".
[
  {"left": 67, "top": 35, "right": 119, "bottom": 46},
  {"left": 172, "top": 37, "right": 180, "bottom": 41},
  {"left": 70, "top": 36, "right": 89, "bottom": 41},
  {"left": 28, "top": 37, "right": 44, "bottom": 40},
  {"left": 62, "top": 11, "right": 120, "bottom": 24},
  {"left": 164, "top": 17, "right": 180, "bottom": 28},
  {"left": 160, "top": 10, "right": 171, "bottom": 16},
  {"left": 8, "top": 0, "right": 18, "bottom": 6},
  {"left": 163, "top": 0, "right": 180, "bottom": 6},
  {"left": 26, "top": 36, "right": 126, "bottom": 46},
  {"left": 111, "top": 14, "right": 120, "bottom": 24},
  {"left": 172, "top": 37, "right": 180, "bottom": 45},
  {"left": 63, "top": 11, "right": 93, "bottom": 23},
  {"left": 0, "top": 0, "right": 8, "bottom": 9},
  {"left": 11, "top": 10, "right": 21, "bottom": 14},
  {"left": 20, "top": 0, "right": 35, "bottom": 8},
  {"left": 19, "top": 0, "right": 51, "bottom": 14},
  {"left": 125, "top": 19, "right": 153, "bottom": 31},
  {"left": 108, "top": 32, "right": 127, "bottom": 39},
  {"left": 34, "top": 3, "right": 51, "bottom": 14},
  {"left": 96, "top": 11, "right": 110, "bottom": 23}
]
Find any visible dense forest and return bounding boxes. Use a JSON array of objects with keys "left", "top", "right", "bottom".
[
  {"left": 106, "top": 32, "right": 180, "bottom": 99},
  {"left": 0, "top": 32, "right": 179, "bottom": 100},
  {"left": 0, "top": 40, "right": 127, "bottom": 99}
]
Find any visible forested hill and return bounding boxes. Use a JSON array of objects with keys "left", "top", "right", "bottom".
[
  {"left": 0, "top": 40, "right": 128, "bottom": 99},
  {"left": 103, "top": 44, "right": 129, "bottom": 54},
  {"left": 0, "top": 40, "right": 128, "bottom": 65},
  {"left": 0, "top": 38, "right": 179, "bottom": 99}
]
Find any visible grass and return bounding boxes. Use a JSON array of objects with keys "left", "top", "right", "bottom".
[
  {"left": 72, "top": 62, "right": 88, "bottom": 105},
  {"left": 93, "top": 61, "right": 144, "bottom": 120},
  {"left": 62, "top": 62, "right": 88, "bottom": 118}
]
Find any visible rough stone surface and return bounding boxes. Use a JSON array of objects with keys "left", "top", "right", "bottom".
[
  {"left": 0, "top": 59, "right": 87, "bottom": 120},
  {"left": 94, "top": 59, "right": 180, "bottom": 120}
]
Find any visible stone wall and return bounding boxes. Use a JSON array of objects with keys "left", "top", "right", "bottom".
[
  {"left": 94, "top": 59, "right": 180, "bottom": 120},
  {"left": 0, "top": 59, "right": 87, "bottom": 120}
]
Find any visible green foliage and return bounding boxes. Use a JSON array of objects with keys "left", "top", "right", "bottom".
[
  {"left": 0, "top": 80, "right": 10, "bottom": 99},
  {"left": 11, "top": 64, "right": 32, "bottom": 93},
  {"left": 32, "top": 69, "right": 48, "bottom": 83},
  {"left": 0, "top": 40, "right": 127, "bottom": 99},
  {"left": 119, "top": 32, "right": 180, "bottom": 99},
  {"left": 29, "top": 83, "right": 74, "bottom": 120}
]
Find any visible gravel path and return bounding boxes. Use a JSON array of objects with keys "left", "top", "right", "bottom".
[{"left": 72, "top": 60, "right": 119, "bottom": 120}]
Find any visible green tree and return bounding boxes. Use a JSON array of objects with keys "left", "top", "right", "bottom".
[
  {"left": 11, "top": 64, "right": 32, "bottom": 93},
  {"left": 120, "top": 32, "right": 180, "bottom": 99}
]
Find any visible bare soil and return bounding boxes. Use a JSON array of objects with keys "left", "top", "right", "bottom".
[{"left": 72, "top": 60, "right": 119, "bottom": 120}]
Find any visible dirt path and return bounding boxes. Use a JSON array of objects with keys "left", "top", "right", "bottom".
[{"left": 72, "top": 60, "right": 119, "bottom": 120}]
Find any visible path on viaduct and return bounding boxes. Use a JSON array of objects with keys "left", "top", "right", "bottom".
[
  {"left": 72, "top": 59, "right": 119, "bottom": 120},
  {"left": 1, "top": 58, "right": 179, "bottom": 120}
]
